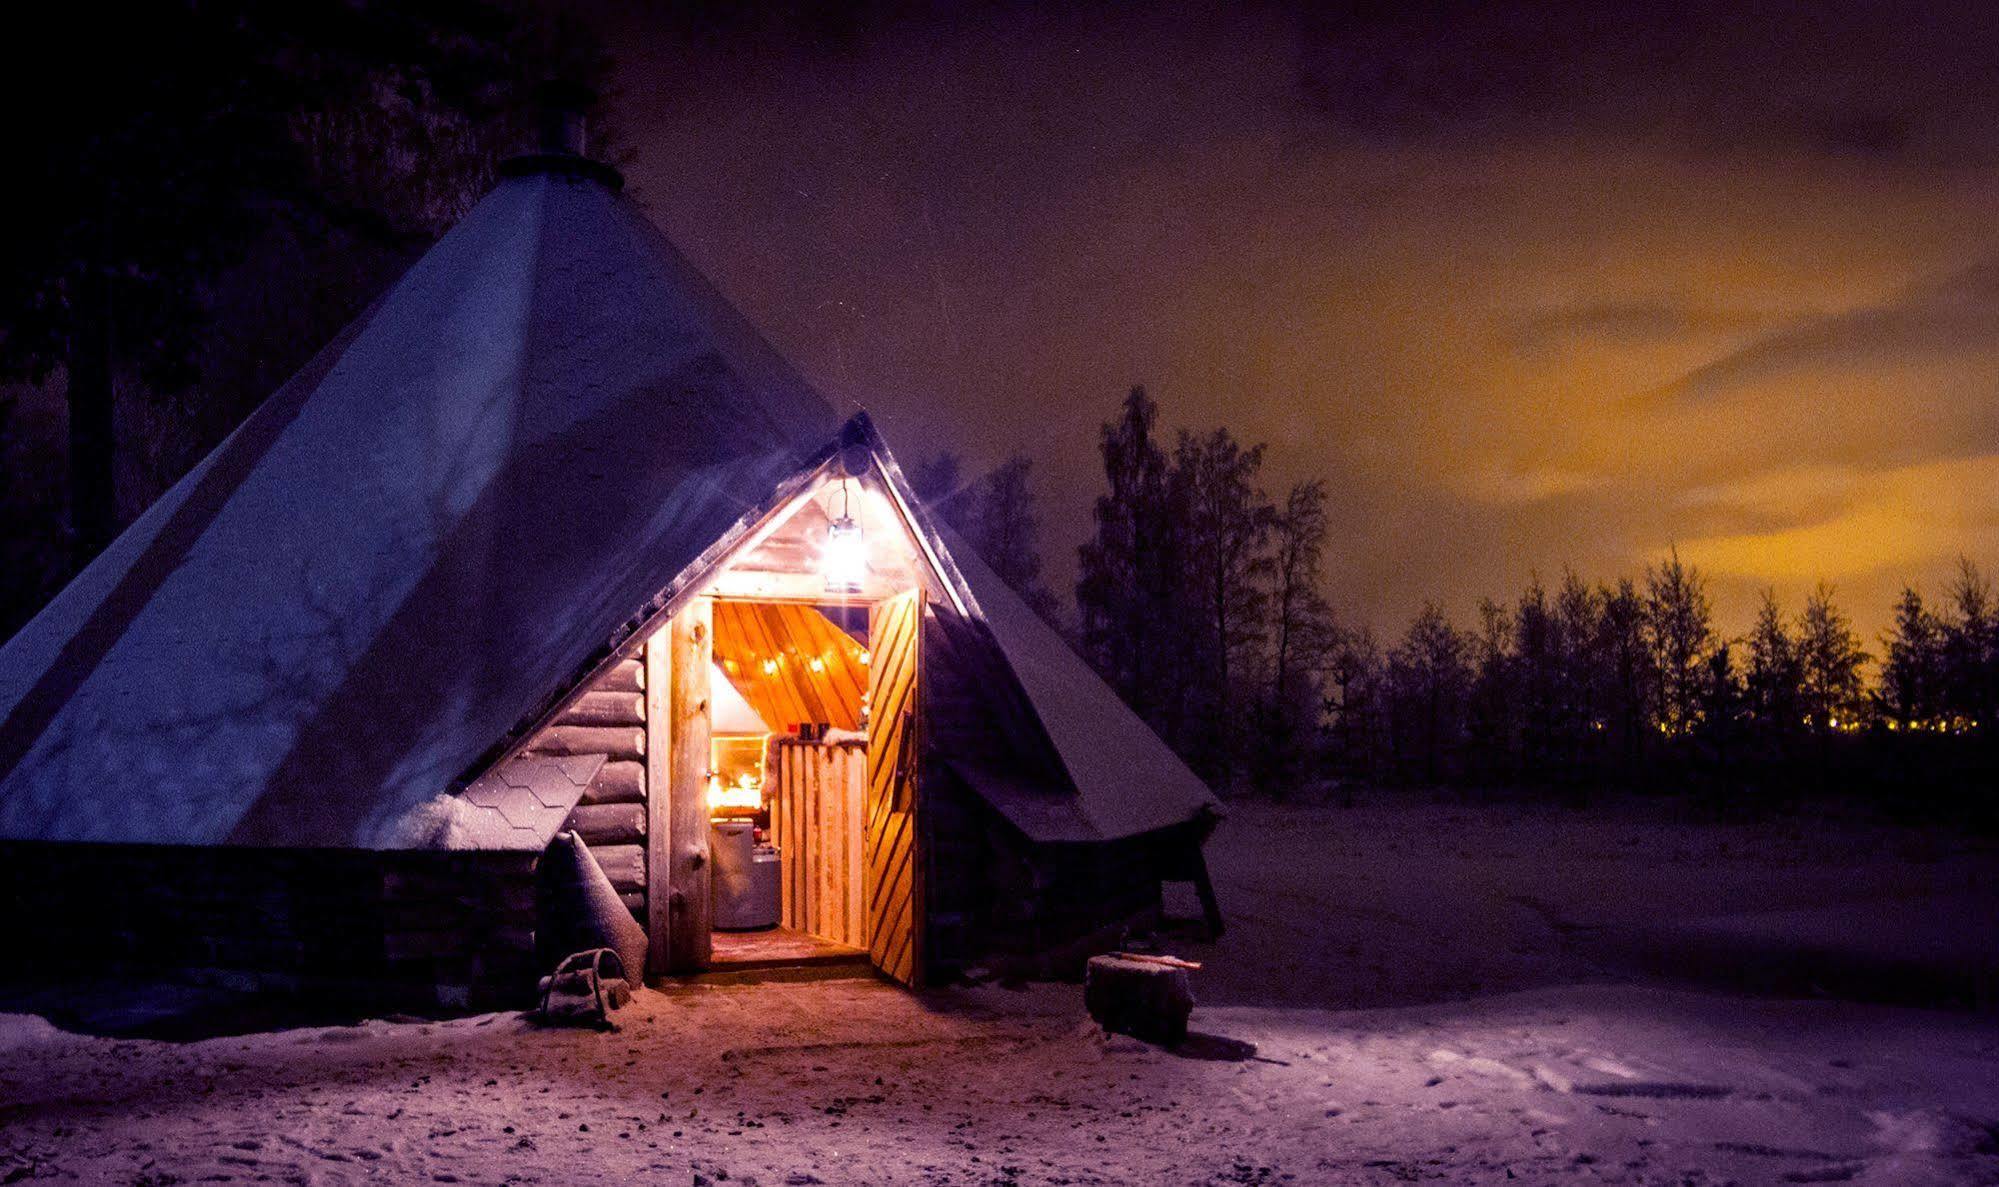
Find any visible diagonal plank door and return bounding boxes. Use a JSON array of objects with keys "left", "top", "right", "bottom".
[{"left": 864, "top": 589, "right": 923, "bottom": 985}]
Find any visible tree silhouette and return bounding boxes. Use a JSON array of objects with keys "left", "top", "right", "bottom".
[
  {"left": 1939, "top": 560, "right": 1996, "bottom": 732},
  {"left": 1879, "top": 586, "right": 1942, "bottom": 729},
  {"left": 914, "top": 451, "right": 1061, "bottom": 626},
  {"left": 1745, "top": 590, "right": 1802, "bottom": 753},
  {"left": 1386, "top": 603, "right": 1472, "bottom": 784},
  {"left": 1259, "top": 479, "right": 1340, "bottom": 793},
  {"left": 1077, "top": 386, "right": 1178, "bottom": 738},
  {"left": 1171, "top": 427, "right": 1276, "bottom": 781},
  {"left": 1796, "top": 582, "right": 1869, "bottom": 735},
  {"left": 1644, "top": 550, "right": 1715, "bottom": 738}
]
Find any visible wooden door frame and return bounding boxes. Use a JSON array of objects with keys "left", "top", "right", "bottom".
[{"left": 644, "top": 597, "right": 714, "bottom": 977}]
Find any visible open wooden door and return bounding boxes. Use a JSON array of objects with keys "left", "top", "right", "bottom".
[{"left": 864, "top": 589, "right": 923, "bottom": 985}]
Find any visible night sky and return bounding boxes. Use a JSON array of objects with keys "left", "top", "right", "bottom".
[{"left": 583, "top": 1, "right": 1999, "bottom": 641}]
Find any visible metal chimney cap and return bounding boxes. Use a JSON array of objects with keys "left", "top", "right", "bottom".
[
  {"left": 536, "top": 78, "right": 595, "bottom": 156},
  {"left": 498, "top": 78, "right": 623, "bottom": 189}
]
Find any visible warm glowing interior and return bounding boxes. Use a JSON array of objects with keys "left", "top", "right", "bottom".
[{"left": 691, "top": 470, "right": 933, "bottom": 955}]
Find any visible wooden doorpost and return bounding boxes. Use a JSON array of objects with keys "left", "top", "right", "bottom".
[
  {"left": 643, "top": 631, "right": 671, "bottom": 978},
  {"left": 655, "top": 597, "right": 714, "bottom": 975}
]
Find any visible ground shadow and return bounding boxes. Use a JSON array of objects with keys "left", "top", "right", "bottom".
[
  {"left": 0, "top": 976, "right": 430, "bottom": 1041},
  {"left": 1165, "top": 1031, "right": 1259, "bottom": 1061}
]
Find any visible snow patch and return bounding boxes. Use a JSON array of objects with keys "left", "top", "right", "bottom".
[
  {"left": 366, "top": 793, "right": 484, "bottom": 849},
  {"left": 0, "top": 1013, "right": 62, "bottom": 1052}
]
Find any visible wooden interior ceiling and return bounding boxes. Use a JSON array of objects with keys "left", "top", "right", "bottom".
[{"left": 712, "top": 602, "right": 871, "bottom": 733}]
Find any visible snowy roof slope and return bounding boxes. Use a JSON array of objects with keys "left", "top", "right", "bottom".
[
  {"left": 927, "top": 518, "right": 1220, "bottom": 840},
  {"left": 0, "top": 167, "right": 841, "bottom": 847},
  {"left": 0, "top": 157, "right": 1213, "bottom": 853}
]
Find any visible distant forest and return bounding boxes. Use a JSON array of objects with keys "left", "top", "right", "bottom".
[
  {"left": 1, "top": 4, "right": 1992, "bottom": 816},
  {"left": 924, "top": 386, "right": 1998, "bottom": 817}
]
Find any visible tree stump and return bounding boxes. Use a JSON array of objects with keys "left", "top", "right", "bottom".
[{"left": 1085, "top": 954, "right": 1194, "bottom": 1044}]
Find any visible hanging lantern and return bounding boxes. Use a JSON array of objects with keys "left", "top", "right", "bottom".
[{"left": 821, "top": 477, "right": 867, "bottom": 593}]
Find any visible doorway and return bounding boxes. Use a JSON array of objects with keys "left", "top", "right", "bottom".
[{"left": 653, "top": 472, "right": 929, "bottom": 983}]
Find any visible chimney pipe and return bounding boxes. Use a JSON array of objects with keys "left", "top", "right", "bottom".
[
  {"left": 497, "top": 78, "right": 622, "bottom": 189},
  {"left": 536, "top": 79, "right": 593, "bottom": 157}
]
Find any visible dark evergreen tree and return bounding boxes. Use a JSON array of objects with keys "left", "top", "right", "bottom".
[
  {"left": 1512, "top": 577, "right": 1564, "bottom": 778},
  {"left": 916, "top": 451, "right": 1061, "bottom": 625},
  {"left": 1879, "top": 586, "right": 1943, "bottom": 729},
  {"left": 1168, "top": 427, "right": 1276, "bottom": 783},
  {"left": 1939, "top": 559, "right": 1996, "bottom": 732},
  {"left": 973, "top": 455, "right": 1062, "bottom": 625},
  {"left": 1076, "top": 386, "right": 1178, "bottom": 737},
  {"left": 1385, "top": 603, "right": 1472, "bottom": 784},
  {"left": 1465, "top": 597, "right": 1516, "bottom": 785},
  {"left": 909, "top": 452, "right": 966, "bottom": 516},
  {"left": 1644, "top": 550, "right": 1716, "bottom": 739},
  {"left": 1745, "top": 590, "right": 1802, "bottom": 751},
  {"left": 1258, "top": 479, "right": 1339, "bottom": 793},
  {"left": 1596, "top": 578, "right": 1654, "bottom": 774},
  {"left": 1796, "top": 582, "right": 1869, "bottom": 735},
  {"left": 1325, "top": 624, "right": 1387, "bottom": 785},
  {"left": 1552, "top": 571, "right": 1603, "bottom": 777},
  {"left": 1695, "top": 642, "right": 1747, "bottom": 800}
]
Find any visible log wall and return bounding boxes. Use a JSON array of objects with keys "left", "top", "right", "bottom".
[
  {"left": 0, "top": 842, "right": 541, "bottom": 1011},
  {"left": 918, "top": 763, "right": 1184, "bottom": 983},
  {"left": 520, "top": 655, "right": 651, "bottom": 909}
]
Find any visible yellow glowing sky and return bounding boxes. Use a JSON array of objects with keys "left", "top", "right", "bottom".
[{"left": 594, "top": 1, "right": 1999, "bottom": 644}]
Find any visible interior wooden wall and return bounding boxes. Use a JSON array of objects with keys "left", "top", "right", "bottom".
[{"left": 712, "top": 601, "right": 870, "bottom": 732}]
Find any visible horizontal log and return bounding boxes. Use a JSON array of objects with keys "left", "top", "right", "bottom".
[
  {"left": 596, "top": 658, "right": 645, "bottom": 694},
  {"left": 593, "top": 843, "right": 646, "bottom": 893},
  {"left": 528, "top": 726, "right": 644, "bottom": 761},
  {"left": 619, "top": 890, "right": 646, "bottom": 917},
  {"left": 566, "top": 802, "right": 646, "bottom": 846},
  {"left": 555, "top": 690, "right": 645, "bottom": 728},
  {"left": 578, "top": 760, "right": 645, "bottom": 805},
  {"left": 383, "top": 929, "right": 466, "bottom": 963}
]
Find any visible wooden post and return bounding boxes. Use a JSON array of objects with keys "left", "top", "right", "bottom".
[
  {"left": 644, "top": 633, "right": 672, "bottom": 978},
  {"left": 666, "top": 598, "right": 714, "bottom": 972}
]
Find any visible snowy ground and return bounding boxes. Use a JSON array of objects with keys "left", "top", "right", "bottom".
[{"left": 4, "top": 796, "right": 1998, "bottom": 1185}]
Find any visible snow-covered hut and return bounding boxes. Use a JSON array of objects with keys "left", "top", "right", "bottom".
[{"left": 0, "top": 114, "right": 1219, "bottom": 1007}]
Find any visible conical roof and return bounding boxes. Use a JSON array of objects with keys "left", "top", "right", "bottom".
[{"left": 0, "top": 165, "right": 843, "bottom": 845}]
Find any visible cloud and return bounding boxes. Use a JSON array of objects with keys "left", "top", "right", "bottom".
[
  {"left": 1466, "top": 466, "right": 1607, "bottom": 506},
  {"left": 1505, "top": 298, "right": 1778, "bottom": 354},
  {"left": 1675, "top": 453, "right": 1999, "bottom": 584},
  {"left": 592, "top": 0, "right": 1999, "bottom": 642},
  {"left": 1651, "top": 259, "right": 1999, "bottom": 408},
  {"left": 1291, "top": 1, "right": 1999, "bottom": 167}
]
